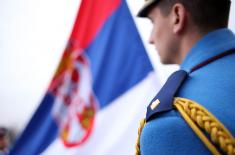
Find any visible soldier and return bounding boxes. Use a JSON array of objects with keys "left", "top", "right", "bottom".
[
  {"left": 0, "top": 128, "right": 10, "bottom": 155},
  {"left": 136, "top": 0, "right": 235, "bottom": 155}
]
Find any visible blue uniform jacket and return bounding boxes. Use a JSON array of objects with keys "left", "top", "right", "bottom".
[{"left": 140, "top": 28, "right": 235, "bottom": 155}]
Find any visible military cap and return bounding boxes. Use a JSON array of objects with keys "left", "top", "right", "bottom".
[
  {"left": 137, "top": 0, "right": 161, "bottom": 17},
  {"left": 137, "top": 0, "right": 232, "bottom": 17}
]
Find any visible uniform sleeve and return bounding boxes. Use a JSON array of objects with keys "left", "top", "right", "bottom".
[{"left": 140, "top": 111, "right": 211, "bottom": 155}]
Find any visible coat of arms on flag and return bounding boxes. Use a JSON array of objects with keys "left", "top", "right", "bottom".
[{"left": 49, "top": 43, "right": 97, "bottom": 147}]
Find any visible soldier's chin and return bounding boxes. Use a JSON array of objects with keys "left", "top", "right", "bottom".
[{"left": 160, "top": 57, "right": 175, "bottom": 65}]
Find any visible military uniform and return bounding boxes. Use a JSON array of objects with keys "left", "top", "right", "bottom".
[
  {"left": 136, "top": 0, "right": 235, "bottom": 153},
  {"left": 139, "top": 28, "right": 235, "bottom": 155}
]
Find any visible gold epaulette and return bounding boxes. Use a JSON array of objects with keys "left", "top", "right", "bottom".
[{"left": 135, "top": 97, "right": 235, "bottom": 155}]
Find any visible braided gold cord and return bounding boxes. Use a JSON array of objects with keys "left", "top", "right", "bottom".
[
  {"left": 134, "top": 97, "right": 235, "bottom": 155},
  {"left": 135, "top": 118, "right": 146, "bottom": 155},
  {"left": 174, "top": 97, "right": 235, "bottom": 155}
]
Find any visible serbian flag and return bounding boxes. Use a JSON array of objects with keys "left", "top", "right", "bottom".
[{"left": 10, "top": 0, "right": 159, "bottom": 154}]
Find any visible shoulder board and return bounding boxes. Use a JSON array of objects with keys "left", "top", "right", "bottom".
[{"left": 146, "top": 70, "right": 188, "bottom": 122}]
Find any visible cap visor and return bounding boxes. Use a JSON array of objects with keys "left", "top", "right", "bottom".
[{"left": 137, "top": 0, "right": 158, "bottom": 17}]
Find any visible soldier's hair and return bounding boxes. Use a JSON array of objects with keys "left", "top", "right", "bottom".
[{"left": 157, "top": 0, "right": 231, "bottom": 33}]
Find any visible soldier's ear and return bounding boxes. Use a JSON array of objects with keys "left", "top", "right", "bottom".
[{"left": 171, "top": 3, "right": 187, "bottom": 34}]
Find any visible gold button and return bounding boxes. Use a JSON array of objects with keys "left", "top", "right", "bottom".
[{"left": 150, "top": 99, "right": 160, "bottom": 110}]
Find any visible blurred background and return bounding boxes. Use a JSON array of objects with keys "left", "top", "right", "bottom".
[{"left": 0, "top": 0, "right": 235, "bottom": 148}]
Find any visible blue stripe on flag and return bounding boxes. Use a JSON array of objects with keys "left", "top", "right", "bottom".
[
  {"left": 10, "top": 94, "right": 58, "bottom": 155},
  {"left": 86, "top": 0, "right": 153, "bottom": 109}
]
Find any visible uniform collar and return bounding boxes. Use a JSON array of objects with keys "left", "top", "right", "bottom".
[{"left": 180, "top": 28, "right": 235, "bottom": 72}]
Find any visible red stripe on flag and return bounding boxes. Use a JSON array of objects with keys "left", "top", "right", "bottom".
[{"left": 70, "top": 0, "right": 121, "bottom": 50}]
